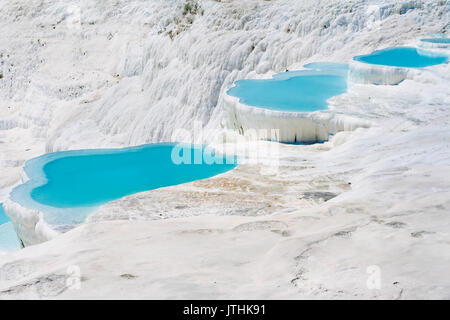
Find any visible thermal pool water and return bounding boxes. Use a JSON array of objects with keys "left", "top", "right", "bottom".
[
  {"left": 9, "top": 143, "right": 237, "bottom": 229},
  {"left": 353, "top": 47, "right": 448, "bottom": 68},
  {"left": 226, "top": 63, "right": 348, "bottom": 112}
]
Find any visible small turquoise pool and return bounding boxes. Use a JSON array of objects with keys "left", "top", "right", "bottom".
[
  {"left": 0, "top": 203, "right": 22, "bottom": 253},
  {"left": 10, "top": 143, "right": 237, "bottom": 227},
  {"left": 354, "top": 47, "right": 448, "bottom": 68},
  {"left": 421, "top": 38, "right": 450, "bottom": 44},
  {"left": 226, "top": 62, "right": 348, "bottom": 112}
]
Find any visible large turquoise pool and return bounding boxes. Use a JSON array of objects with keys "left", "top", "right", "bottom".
[
  {"left": 354, "top": 47, "right": 448, "bottom": 68},
  {"left": 10, "top": 143, "right": 237, "bottom": 227},
  {"left": 226, "top": 62, "right": 348, "bottom": 112}
]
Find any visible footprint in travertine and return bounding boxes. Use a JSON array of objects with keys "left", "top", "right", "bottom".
[
  {"left": 333, "top": 228, "right": 355, "bottom": 238},
  {"left": 298, "top": 191, "right": 337, "bottom": 202},
  {"left": 411, "top": 230, "right": 435, "bottom": 238},
  {"left": 385, "top": 221, "right": 407, "bottom": 229},
  {"left": 120, "top": 274, "right": 138, "bottom": 280},
  {"left": 232, "top": 220, "right": 289, "bottom": 235},
  {"left": 179, "top": 228, "right": 224, "bottom": 235}
]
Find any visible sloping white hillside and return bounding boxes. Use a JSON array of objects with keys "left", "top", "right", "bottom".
[{"left": 0, "top": 0, "right": 449, "bottom": 299}]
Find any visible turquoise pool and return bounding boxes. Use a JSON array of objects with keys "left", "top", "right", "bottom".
[
  {"left": 226, "top": 62, "right": 348, "bottom": 112},
  {"left": 0, "top": 203, "right": 22, "bottom": 252},
  {"left": 10, "top": 143, "right": 237, "bottom": 227},
  {"left": 354, "top": 47, "right": 448, "bottom": 68},
  {"left": 0, "top": 203, "right": 9, "bottom": 225},
  {"left": 421, "top": 38, "right": 450, "bottom": 44}
]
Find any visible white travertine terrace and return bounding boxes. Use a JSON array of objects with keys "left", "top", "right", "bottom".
[
  {"left": 348, "top": 59, "right": 412, "bottom": 85},
  {"left": 0, "top": 0, "right": 450, "bottom": 299},
  {"left": 223, "top": 93, "right": 369, "bottom": 143}
]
